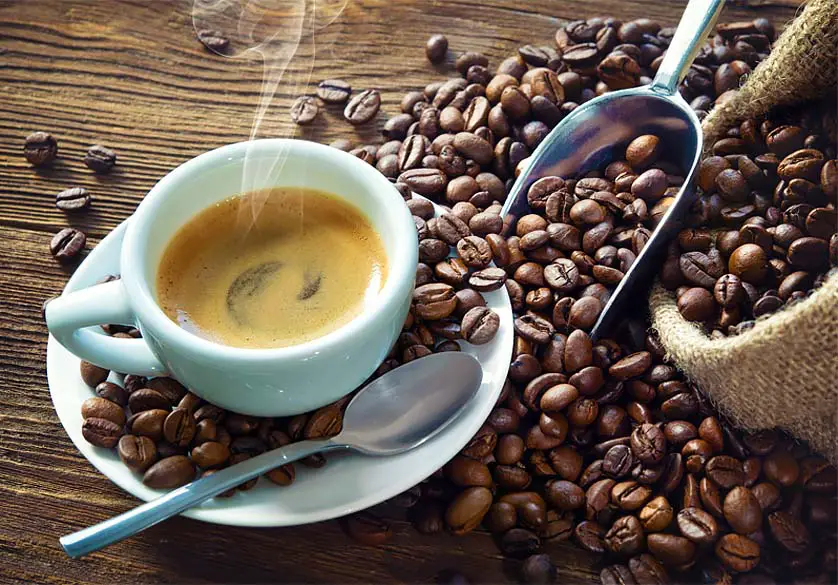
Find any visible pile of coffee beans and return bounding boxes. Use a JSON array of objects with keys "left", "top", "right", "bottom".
[
  {"left": 662, "top": 98, "right": 837, "bottom": 335},
  {"left": 78, "top": 350, "right": 346, "bottom": 492},
  {"left": 57, "top": 13, "right": 838, "bottom": 585},
  {"left": 419, "top": 328, "right": 837, "bottom": 585}
]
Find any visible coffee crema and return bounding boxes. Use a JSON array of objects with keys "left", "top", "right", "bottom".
[{"left": 156, "top": 187, "right": 387, "bottom": 349}]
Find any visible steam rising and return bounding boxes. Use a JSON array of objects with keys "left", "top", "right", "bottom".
[{"left": 191, "top": 0, "right": 349, "bottom": 229}]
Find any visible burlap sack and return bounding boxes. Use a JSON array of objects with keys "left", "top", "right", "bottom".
[{"left": 649, "top": 0, "right": 838, "bottom": 462}]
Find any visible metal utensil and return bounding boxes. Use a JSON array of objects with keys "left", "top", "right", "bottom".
[
  {"left": 501, "top": 0, "right": 726, "bottom": 340},
  {"left": 60, "top": 352, "right": 483, "bottom": 558}
]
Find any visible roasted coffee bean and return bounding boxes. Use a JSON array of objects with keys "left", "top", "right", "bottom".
[
  {"left": 24, "top": 131, "right": 58, "bottom": 166},
  {"left": 767, "top": 509, "right": 811, "bottom": 555},
  {"left": 763, "top": 450, "right": 801, "bottom": 486},
  {"left": 612, "top": 480, "right": 653, "bottom": 511},
  {"left": 290, "top": 96, "right": 319, "bottom": 125},
  {"left": 664, "top": 421, "right": 698, "bottom": 447},
  {"left": 445, "top": 486, "right": 493, "bottom": 535},
  {"left": 129, "top": 388, "right": 171, "bottom": 413},
  {"left": 435, "top": 258, "right": 469, "bottom": 287},
  {"left": 660, "top": 453, "right": 684, "bottom": 495},
  {"left": 51, "top": 228, "right": 86, "bottom": 262},
  {"left": 514, "top": 313, "right": 554, "bottom": 344},
  {"left": 605, "top": 515, "right": 645, "bottom": 556},
  {"left": 626, "top": 135, "right": 662, "bottom": 170},
  {"left": 95, "top": 381, "right": 129, "bottom": 407},
  {"left": 79, "top": 361, "right": 109, "bottom": 387},
  {"left": 83, "top": 144, "right": 117, "bottom": 173},
  {"left": 445, "top": 456, "right": 493, "bottom": 488},
  {"left": 723, "top": 486, "right": 762, "bottom": 534},
  {"left": 647, "top": 533, "right": 696, "bottom": 567},
  {"left": 632, "top": 169, "right": 668, "bottom": 201},
  {"left": 303, "top": 404, "right": 343, "bottom": 440},
  {"left": 461, "top": 424, "right": 497, "bottom": 460},
  {"left": 117, "top": 435, "right": 158, "bottom": 473},
  {"left": 574, "top": 520, "right": 606, "bottom": 554},
  {"left": 81, "top": 396, "right": 126, "bottom": 426},
  {"left": 81, "top": 417, "right": 122, "bottom": 448},
  {"left": 191, "top": 440, "right": 231, "bottom": 470},
  {"left": 603, "top": 444, "right": 634, "bottom": 478},
  {"left": 677, "top": 507, "right": 719, "bottom": 545},
  {"left": 424, "top": 34, "right": 449, "bottom": 63},
  {"left": 316, "top": 78, "right": 351, "bottom": 103},
  {"left": 496, "top": 434, "right": 526, "bottom": 465},
  {"left": 194, "top": 404, "right": 225, "bottom": 424},
  {"left": 469, "top": 267, "right": 507, "bottom": 291},
  {"left": 143, "top": 455, "right": 195, "bottom": 489},
  {"left": 788, "top": 236, "right": 829, "bottom": 271},
  {"left": 162, "top": 408, "right": 196, "bottom": 447},
  {"left": 548, "top": 445, "right": 583, "bottom": 482},
  {"left": 193, "top": 419, "right": 218, "bottom": 445},
  {"left": 564, "top": 330, "right": 593, "bottom": 373},
  {"left": 609, "top": 352, "right": 651, "bottom": 381},
  {"left": 541, "top": 480, "right": 583, "bottom": 513},
  {"left": 715, "top": 533, "right": 760, "bottom": 572},
  {"left": 344, "top": 89, "right": 381, "bottom": 125},
  {"left": 751, "top": 481, "right": 781, "bottom": 513},
  {"left": 55, "top": 187, "right": 91, "bottom": 211},
  {"left": 640, "top": 496, "right": 673, "bottom": 532},
  {"left": 630, "top": 424, "right": 666, "bottom": 465},
  {"left": 681, "top": 250, "right": 725, "bottom": 287},
  {"left": 128, "top": 409, "right": 168, "bottom": 441},
  {"left": 145, "top": 378, "right": 188, "bottom": 405},
  {"left": 414, "top": 283, "right": 457, "bottom": 320},
  {"left": 706, "top": 455, "right": 745, "bottom": 488},
  {"left": 456, "top": 236, "right": 492, "bottom": 268}
]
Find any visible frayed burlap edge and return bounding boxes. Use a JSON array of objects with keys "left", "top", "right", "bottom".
[
  {"left": 650, "top": 274, "right": 838, "bottom": 462},
  {"left": 701, "top": 0, "right": 838, "bottom": 153}
]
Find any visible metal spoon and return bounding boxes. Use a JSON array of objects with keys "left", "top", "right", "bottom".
[
  {"left": 60, "top": 352, "right": 483, "bottom": 558},
  {"left": 501, "top": 0, "right": 726, "bottom": 340}
]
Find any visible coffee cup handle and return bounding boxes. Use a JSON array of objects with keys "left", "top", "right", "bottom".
[{"left": 45, "top": 280, "right": 167, "bottom": 376}]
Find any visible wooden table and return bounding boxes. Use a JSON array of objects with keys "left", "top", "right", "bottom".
[{"left": 0, "top": 1, "right": 802, "bottom": 582}]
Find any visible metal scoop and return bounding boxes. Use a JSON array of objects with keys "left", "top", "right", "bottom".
[{"left": 501, "top": 0, "right": 726, "bottom": 340}]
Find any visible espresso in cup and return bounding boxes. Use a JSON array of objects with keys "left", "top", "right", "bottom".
[{"left": 156, "top": 187, "right": 387, "bottom": 349}]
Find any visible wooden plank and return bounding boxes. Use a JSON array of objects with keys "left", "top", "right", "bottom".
[{"left": 0, "top": 0, "right": 803, "bottom": 582}]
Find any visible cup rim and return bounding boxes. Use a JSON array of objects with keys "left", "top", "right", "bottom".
[{"left": 121, "top": 138, "right": 417, "bottom": 362}]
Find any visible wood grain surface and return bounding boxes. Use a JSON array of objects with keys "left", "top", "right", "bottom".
[{"left": 0, "top": 0, "right": 804, "bottom": 583}]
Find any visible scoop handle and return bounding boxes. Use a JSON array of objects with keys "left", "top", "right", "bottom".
[{"left": 651, "top": 0, "right": 727, "bottom": 96}]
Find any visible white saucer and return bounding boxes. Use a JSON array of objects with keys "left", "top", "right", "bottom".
[{"left": 46, "top": 216, "right": 513, "bottom": 527}]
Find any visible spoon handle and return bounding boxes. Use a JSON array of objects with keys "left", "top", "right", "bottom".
[
  {"left": 59, "top": 438, "right": 343, "bottom": 558},
  {"left": 651, "top": 0, "right": 726, "bottom": 96}
]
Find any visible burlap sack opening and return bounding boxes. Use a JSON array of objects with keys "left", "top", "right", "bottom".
[{"left": 649, "top": 0, "right": 838, "bottom": 462}]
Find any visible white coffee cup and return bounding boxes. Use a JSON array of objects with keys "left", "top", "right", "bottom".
[{"left": 46, "top": 139, "right": 418, "bottom": 416}]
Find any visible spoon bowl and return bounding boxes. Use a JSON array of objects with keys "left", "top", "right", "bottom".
[{"left": 340, "top": 352, "right": 484, "bottom": 455}]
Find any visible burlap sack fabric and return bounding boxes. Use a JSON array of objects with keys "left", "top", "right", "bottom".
[{"left": 649, "top": 0, "right": 838, "bottom": 461}]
